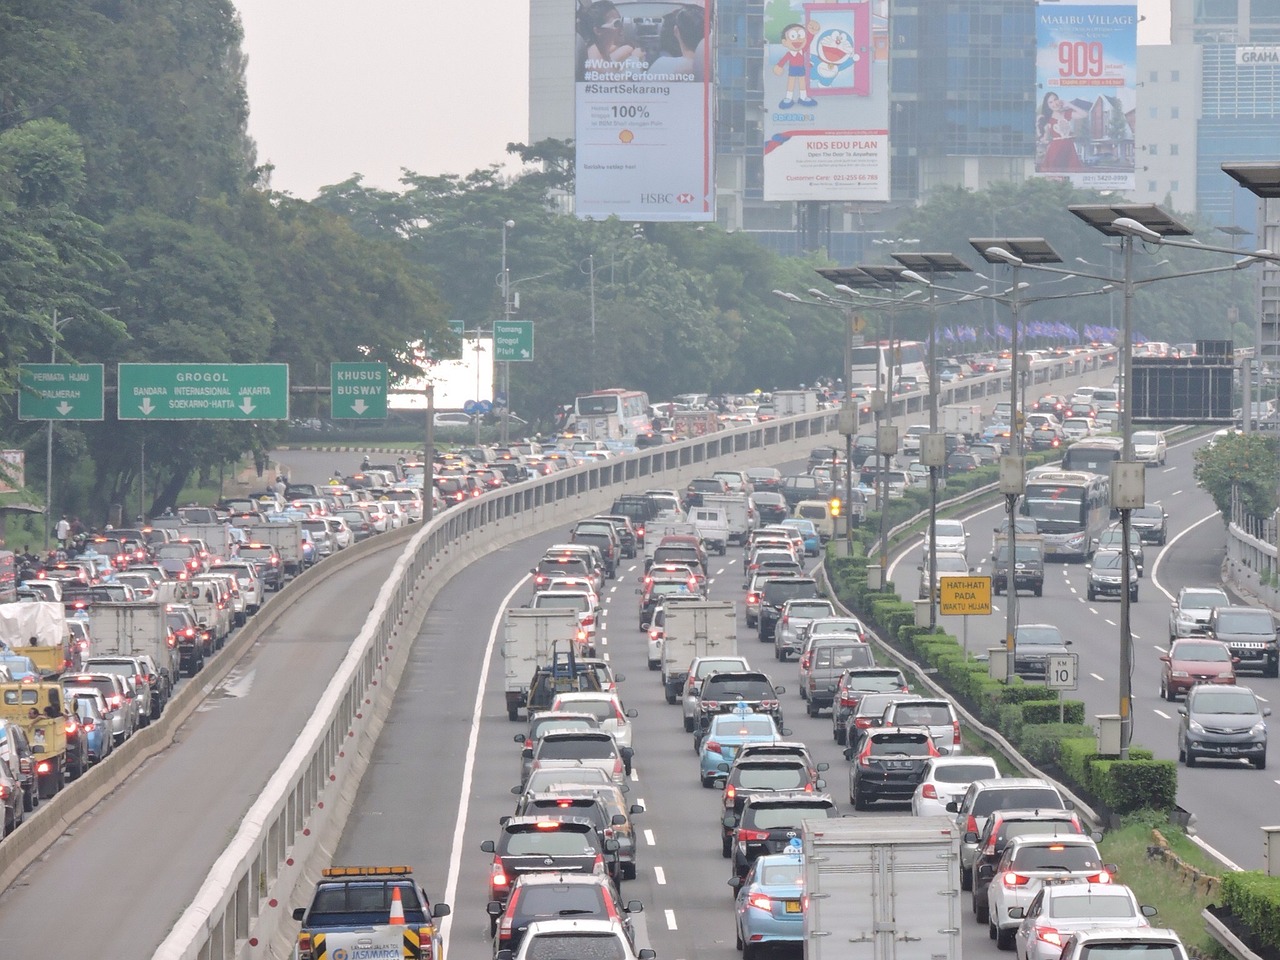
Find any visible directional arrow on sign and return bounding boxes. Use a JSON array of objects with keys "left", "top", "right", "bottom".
[
  {"left": 140, "top": 398, "right": 155, "bottom": 416},
  {"left": 520, "top": 349, "right": 531, "bottom": 359},
  {"left": 239, "top": 398, "right": 255, "bottom": 415},
  {"left": 56, "top": 402, "right": 73, "bottom": 415},
  {"left": 351, "top": 399, "right": 369, "bottom": 415}
]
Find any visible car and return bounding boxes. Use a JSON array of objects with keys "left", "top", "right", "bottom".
[
  {"left": 902, "top": 425, "right": 929, "bottom": 455},
  {"left": 1012, "top": 882, "right": 1157, "bottom": 960},
  {"left": 728, "top": 792, "right": 837, "bottom": 879},
  {"left": 680, "top": 655, "right": 752, "bottom": 732},
  {"left": 698, "top": 706, "right": 782, "bottom": 786},
  {"left": 1093, "top": 526, "right": 1144, "bottom": 577},
  {"left": 1177, "top": 682, "right": 1270, "bottom": 769},
  {"left": 1207, "top": 605, "right": 1280, "bottom": 677},
  {"left": 1132, "top": 430, "right": 1167, "bottom": 465},
  {"left": 1168, "top": 586, "right": 1229, "bottom": 640},
  {"left": 831, "top": 670, "right": 911, "bottom": 745},
  {"left": 772, "top": 598, "right": 836, "bottom": 661},
  {"left": 947, "top": 778, "right": 1071, "bottom": 891},
  {"left": 911, "top": 755, "right": 1001, "bottom": 818},
  {"left": 992, "top": 517, "right": 1039, "bottom": 561},
  {"left": 917, "top": 551, "right": 971, "bottom": 601},
  {"left": 970, "top": 808, "right": 1090, "bottom": 923},
  {"left": 926, "top": 519, "right": 969, "bottom": 560},
  {"left": 846, "top": 727, "right": 939, "bottom": 809},
  {"left": 731, "top": 849, "right": 806, "bottom": 958},
  {"left": 61, "top": 673, "right": 135, "bottom": 745},
  {"left": 0, "top": 720, "right": 38, "bottom": 815},
  {"left": 797, "top": 637, "right": 874, "bottom": 715},
  {"left": 480, "top": 817, "right": 616, "bottom": 909},
  {"left": 1158, "top": 639, "right": 1238, "bottom": 700},
  {"left": 82, "top": 655, "right": 155, "bottom": 728},
  {"left": 487, "top": 873, "right": 642, "bottom": 957},
  {"left": 880, "top": 697, "right": 962, "bottom": 755},
  {"left": 1131, "top": 504, "right": 1168, "bottom": 545},
  {"left": 717, "top": 759, "right": 826, "bottom": 857},
  {"left": 1055, "top": 927, "right": 1189, "bottom": 960},
  {"left": 694, "top": 671, "right": 785, "bottom": 746},
  {"left": 548, "top": 692, "right": 638, "bottom": 769},
  {"left": 757, "top": 577, "right": 820, "bottom": 643},
  {"left": 503, "top": 918, "right": 654, "bottom": 960},
  {"left": 751, "top": 491, "right": 790, "bottom": 525},
  {"left": 1085, "top": 550, "right": 1138, "bottom": 603},
  {"left": 515, "top": 711, "right": 601, "bottom": 787},
  {"left": 1012, "top": 624, "right": 1072, "bottom": 681},
  {"left": 527, "top": 730, "right": 627, "bottom": 786},
  {"left": 985, "top": 835, "right": 1113, "bottom": 949},
  {"left": 779, "top": 518, "right": 820, "bottom": 556},
  {"left": 0, "top": 751, "right": 24, "bottom": 837},
  {"left": 1060, "top": 417, "right": 1094, "bottom": 441},
  {"left": 512, "top": 788, "right": 645, "bottom": 883}
]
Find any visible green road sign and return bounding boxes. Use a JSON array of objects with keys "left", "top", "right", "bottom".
[
  {"left": 18, "top": 364, "right": 105, "bottom": 421},
  {"left": 331, "top": 362, "right": 387, "bottom": 419},
  {"left": 118, "top": 363, "right": 289, "bottom": 420},
  {"left": 493, "top": 320, "right": 534, "bottom": 362}
]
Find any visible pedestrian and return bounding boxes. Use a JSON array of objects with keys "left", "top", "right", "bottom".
[{"left": 55, "top": 515, "right": 71, "bottom": 547}]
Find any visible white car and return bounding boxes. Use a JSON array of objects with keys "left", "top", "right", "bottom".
[
  {"left": 911, "top": 756, "right": 1001, "bottom": 817},
  {"left": 902, "top": 424, "right": 929, "bottom": 455},
  {"left": 549, "top": 691, "right": 638, "bottom": 751},
  {"left": 987, "top": 835, "right": 1112, "bottom": 950},
  {"left": 217, "top": 560, "right": 264, "bottom": 614},
  {"left": 1012, "top": 882, "right": 1155, "bottom": 960},
  {"left": 1061, "top": 418, "right": 1094, "bottom": 441},
  {"left": 512, "top": 919, "right": 654, "bottom": 960},
  {"left": 774, "top": 598, "right": 837, "bottom": 661},
  {"left": 324, "top": 516, "right": 353, "bottom": 549},
  {"left": 1131, "top": 430, "right": 1167, "bottom": 466},
  {"left": 925, "top": 519, "right": 969, "bottom": 561}
]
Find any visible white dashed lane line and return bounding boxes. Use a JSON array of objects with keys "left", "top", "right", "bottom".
[
  {"left": 1154, "top": 709, "right": 1172, "bottom": 720},
  {"left": 644, "top": 829, "right": 656, "bottom": 846},
  {"left": 1153, "top": 645, "right": 1167, "bottom": 654},
  {"left": 1105, "top": 619, "right": 1116, "bottom": 626},
  {"left": 654, "top": 866, "right": 666, "bottom": 885},
  {"left": 665, "top": 910, "right": 678, "bottom": 930},
  {"left": 1090, "top": 673, "right": 1106, "bottom": 682}
]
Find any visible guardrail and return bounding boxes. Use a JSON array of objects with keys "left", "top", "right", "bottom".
[{"left": 129, "top": 352, "right": 1111, "bottom": 960}]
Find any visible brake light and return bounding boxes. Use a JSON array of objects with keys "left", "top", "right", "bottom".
[
  {"left": 747, "top": 593, "right": 759, "bottom": 604},
  {"left": 36, "top": 760, "right": 51, "bottom": 775},
  {"left": 614, "top": 756, "right": 624, "bottom": 778},
  {"left": 0, "top": 784, "right": 8, "bottom": 801},
  {"left": 1036, "top": 927, "right": 1063, "bottom": 947},
  {"left": 921, "top": 784, "right": 938, "bottom": 799},
  {"left": 966, "top": 814, "right": 979, "bottom": 835},
  {"left": 704, "top": 740, "right": 722, "bottom": 755},
  {"left": 737, "top": 828, "right": 770, "bottom": 842},
  {"left": 952, "top": 720, "right": 962, "bottom": 746},
  {"left": 108, "top": 694, "right": 123, "bottom": 708},
  {"left": 82, "top": 720, "right": 95, "bottom": 731},
  {"left": 65, "top": 720, "right": 78, "bottom": 735},
  {"left": 799, "top": 654, "right": 811, "bottom": 670},
  {"left": 298, "top": 932, "right": 314, "bottom": 960},
  {"left": 490, "top": 859, "right": 509, "bottom": 890},
  {"left": 1086, "top": 872, "right": 1113, "bottom": 884},
  {"left": 1003, "top": 872, "right": 1030, "bottom": 887},
  {"left": 725, "top": 785, "right": 736, "bottom": 800}
]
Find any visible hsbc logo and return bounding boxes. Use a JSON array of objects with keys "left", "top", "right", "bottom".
[
  {"left": 640, "top": 193, "right": 697, "bottom": 204},
  {"left": 677, "top": 193, "right": 694, "bottom": 204}
]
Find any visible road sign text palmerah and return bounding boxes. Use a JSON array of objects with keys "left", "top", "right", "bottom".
[
  {"left": 117, "top": 363, "right": 289, "bottom": 420},
  {"left": 939, "top": 575, "right": 993, "bottom": 616},
  {"left": 330, "top": 362, "right": 387, "bottom": 419},
  {"left": 18, "top": 364, "right": 105, "bottom": 421}
]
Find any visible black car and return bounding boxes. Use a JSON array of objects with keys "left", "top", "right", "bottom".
[
  {"left": 1130, "top": 504, "right": 1168, "bottom": 545},
  {"left": 851, "top": 433, "right": 879, "bottom": 468},
  {"left": 945, "top": 453, "right": 980, "bottom": 476},
  {"left": 1207, "top": 606, "right": 1280, "bottom": 678},
  {"left": 1013, "top": 623, "right": 1072, "bottom": 679},
  {"left": 695, "top": 671, "right": 785, "bottom": 742},
  {"left": 594, "top": 515, "right": 638, "bottom": 558},
  {"left": 1086, "top": 549, "right": 1139, "bottom": 602},
  {"left": 846, "top": 727, "right": 937, "bottom": 809},
  {"left": 487, "top": 873, "right": 642, "bottom": 955},
  {"left": 684, "top": 477, "right": 729, "bottom": 508},
  {"left": 512, "top": 790, "right": 644, "bottom": 883},
  {"left": 481, "top": 817, "right": 616, "bottom": 907},
  {"left": 728, "top": 792, "right": 838, "bottom": 879},
  {"left": 718, "top": 759, "right": 822, "bottom": 856},
  {"left": 757, "top": 577, "right": 820, "bottom": 642},
  {"left": 780, "top": 475, "right": 825, "bottom": 506},
  {"left": 752, "top": 491, "right": 790, "bottom": 525},
  {"left": 609, "top": 496, "right": 662, "bottom": 544}
]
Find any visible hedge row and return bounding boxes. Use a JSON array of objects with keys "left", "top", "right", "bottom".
[
  {"left": 1221, "top": 872, "right": 1280, "bottom": 951},
  {"left": 828, "top": 538, "right": 1178, "bottom": 817}
]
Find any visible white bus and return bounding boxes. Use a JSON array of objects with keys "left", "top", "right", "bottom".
[
  {"left": 1020, "top": 468, "right": 1111, "bottom": 560},
  {"left": 1060, "top": 436, "right": 1124, "bottom": 476},
  {"left": 571, "top": 388, "right": 653, "bottom": 441},
  {"left": 849, "top": 340, "right": 928, "bottom": 392}
]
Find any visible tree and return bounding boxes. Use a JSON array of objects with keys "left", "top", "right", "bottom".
[{"left": 1193, "top": 432, "right": 1278, "bottom": 520}]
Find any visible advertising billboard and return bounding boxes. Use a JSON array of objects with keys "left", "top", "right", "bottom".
[
  {"left": 1034, "top": 2, "right": 1137, "bottom": 190},
  {"left": 574, "top": 0, "right": 714, "bottom": 222},
  {"left": 762, "top": 0, "right": 889, "bottom": 202}
]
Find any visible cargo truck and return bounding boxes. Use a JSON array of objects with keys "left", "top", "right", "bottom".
[
  {"left": 246, "top": 520, "right": 304, "bottom": 575},
  {"left": 0, "top": 600, "right": 75, "bottom": 677},
  {"left": 702, "top": 493, "right": 756, "bottom": 546},
  {"left": 773, "top": 390, "right": 823, "bottom": 417},
  {"left": 942, "top": 403, "right": 983, "bottom": 440},
  {"left": 501, "top": 608, "right": 581, "bottom": 721},
  {"left": 659, "top": 600, "right": 737, "bottom": 703},
  {"left": 802, "top": 815, "right": 961, "bottom": 960},
  {"left": 150, "top": 517, "right": 234, "bottom": 558},
  {"left": 85, "top": 602, "right": 180, "bottom": 703}
]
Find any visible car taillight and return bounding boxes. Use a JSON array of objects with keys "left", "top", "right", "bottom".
[
  {"left": 82, "top": 720, "right": 95, "bottom": 731},
  {"left": 1003, "top": 872, "right": 1030, "bottom": 887},
  {"left": 109, "top": 694, "right": 123, "bottom": 708},
  {"left": 737, "top": 828, "right": 770, "bottom": 842},
  {"left": 952, "top": 721, "right": 962, "bottom": 745},
  {"left": 36, "top": 760, "right": 51, "bottom": 775},
  {"left": 747, "top": 593, "right": 759, "bottom": 604},
  {"left": 297, "top": 932, "right": 313, "bottom": 960},
  {"left": 0, "top": 784, "right": 9, "bottom": 801},
  {"left": 581, "top": 615, "right": 595, "bottom": 626},
  {"left": 1035, "top": 927, "right": 1064, "bottom": 947},
  {"left": 966, "top": 814, "right": 979, "bottom": 835},
  {"left": 704, "top": 740, "right": 722, "bottom": 755},
  {"left": 921, "top": 784, "right": 938, "bottom": 799},
  {"left": 1086, "top": 872, "right": 1112, "bottom": 884},
  {"left": 799, "top": 654, "right": 811, "bottom": 670},
  {"left": 725, "top": 785, "right": 736, "bottom": 800},
  {"left": 855, "top": 717, "right": 874, "bottom": 728},
  {"left": 761, "top": 700, "right": 779, "bottom": 710},
  {"left": 858, "top": 746, "right": 873, "bottom": 768},
  {"left": 614, "top": 757, "right": 624, "bottom": 777},
  {"left": 490, "top": 859, "right": 509, "bottom": 890},
  {"left": 703, "top": 700, "right": 719, "bottom": 711},
  {"left": 65, "top": 720, "right": 78, "bottom": 735}
]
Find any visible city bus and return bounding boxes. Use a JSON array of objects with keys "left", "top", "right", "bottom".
[
  {"left": 849, "top": 340, "right": 928, "bottom": 392},
  {"left": 1020, "top": 468, "right": 1111, "bottom": 561},
  {"left": 570, "top": 388, "right": 653, "bottom": 441},
  {"left": 1060, "top": 436, "right": 1124, "bottom": 476}
]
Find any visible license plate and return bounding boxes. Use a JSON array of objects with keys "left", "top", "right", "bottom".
[
  {"left": 1222, "top": 746, "right": 1238, "bottom": 754},
  {"left": 785, "top": 900, "right": 802, "bottom": 913}
]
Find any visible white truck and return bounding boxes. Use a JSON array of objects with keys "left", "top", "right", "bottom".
[
  {"left": 943, "top": 403, "right": 983, "bottom": 440},
  {"left": 803, "top": 816, "right": 962, "bottom": 960},
  {"left": 659, "top": 600, "right": 737, "bottom": 703},
  {"left": 150, "top": 518, "right": 234, "bottom": 558},
  {"left": 246, "top": 521, "right": 305, "bottom": 575},
  {"left": 686, "top": 506, "right": 730, "bottom": 555},
  {"left": 85, "top": 602, "right": 181, "bottom": 701},
  {"left": 0, "top": 601, "right": 75, "bottom": 678},
  {"left": 701, "top": 492, "right": 756, "bottom": 546},
  {"left": 644, "top": 520, "right": 700, "bottom": 564},
  {"left": 773, "top": 390, "right": 823, "bottom": 416},
  {"left": 501, "top": 608, "right": 581, "bottom": 721}
]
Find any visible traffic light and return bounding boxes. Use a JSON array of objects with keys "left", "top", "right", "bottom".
[{"left": 829, "top": 497, "right": 842, "bottom": 517}]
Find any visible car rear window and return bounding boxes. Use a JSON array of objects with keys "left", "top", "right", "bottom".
[
  {"left": 309, "top": 881, "right": 422, "bottom": 923},
  {"left": 790, "top": 601, "right": 835, "bottom": 618},
  {"left": 763, "top": 580, "right": 819, "bottom": 603},
  {"left": 504, "top": 829, "right": 598, "bottom": 856},
  {"left": 704, "top": 678, "right": 773, "bottom": 700},
  {"left": 890, "top": 704, "right": 955, "bottom": 726},
  {"left": 973, "top": 788, "right": 1063, "bottom": 817},
  {"left": 734, "top": 765, "right": 809, "bottom": 790},
  {"left": 537, "top": 737, "right": 616, "bottom": 761},
  {"left": 815, "top": 644, "right": 873, "bottom": 670},
  {"left": 516, "top": 885, "right": 607, "bottom": 918},
  {"left": 1049, "top": 896, "right": 1136, "bottom": 920},
  {"left": 933, "top": 762, "right": 997, "bottom": 784},
  {"left": 1000, "top": 820, "right": 1081, "bottom": 845},
  {"left": 533, "top": 595, "right": 590, "bottom": 612},
  {"left": 743, "top": 803, "right": 837, "bottom": 829},
  {"left": 710, "top": 716, "right": 777, "bottom": 738},
  {"left": 869, "top": 735, "right": 932, "bottom": 756},
  {"left": 1011, "top": 843, "right": 1102, "bottom": 871}
]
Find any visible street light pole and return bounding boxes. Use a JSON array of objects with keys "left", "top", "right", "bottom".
[
  {"left": 45, "top": 309, "right": 72, "bottom": 550},
  {"left": 500, "top": 219, "right": 514, "bottom": 446},
  {"left": 1006, "top": 269, "right": 1023, "bottom": 683}
]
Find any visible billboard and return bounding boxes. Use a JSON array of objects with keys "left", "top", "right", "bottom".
[
  {"left": 762, "top": 0, "right": 890, "bottom": 202},
  {"left": 574, "top": 0, "right": 714, "bottom": 222},
  {"left": 1034, "top": 2, "right": 1137, "bottom": 190}
]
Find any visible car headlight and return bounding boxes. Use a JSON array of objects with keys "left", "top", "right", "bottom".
[
  {"left": 1251, "top": 720, "right": 1267, "bottom": 736},
  {"left": 1067, "top": 534, "right": 1086, "bottom": 546},
  {"left": 1171, "top": 671, "right": 1189, "bottom": 678},
  {"left": 1176, "top": 612, "right": 1195, "bottom": 625},
  {"left": 1188, "top": 720, "right": 1205, "bottom": 734}
]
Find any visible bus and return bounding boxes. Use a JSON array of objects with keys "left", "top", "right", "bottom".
[
  {"left": 849, "top": 340, "right": 928, "bottom": 392},
  {"left": 571, "top": 388, "right": 653, "bottom": 441},
  {"left": 1060, "top": 436, "right": 1124, "bottom": 476},
  {"left": 1020, "top": 468, "right": 1111, "bottom": 560}
]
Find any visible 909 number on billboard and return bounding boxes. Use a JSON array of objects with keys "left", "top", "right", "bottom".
[{"left": 1057, "top": 41, "right": 1104, "bottom": 78}]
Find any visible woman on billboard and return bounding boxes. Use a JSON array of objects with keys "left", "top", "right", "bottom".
[{"left": 1037, "top": 92, "right": 1084, "bottom": 172}]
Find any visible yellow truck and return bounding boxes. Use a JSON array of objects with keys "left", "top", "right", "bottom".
[
  {"left": 0, "top": 600, "right": 75, "bottom": 678},
  {"left": 0, "top": 682, "right": 69, "bottom": 798}
]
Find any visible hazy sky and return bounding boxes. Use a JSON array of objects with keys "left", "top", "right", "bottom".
[{"left": 234, "top": 1, "right": 1173, "bottom": 200}]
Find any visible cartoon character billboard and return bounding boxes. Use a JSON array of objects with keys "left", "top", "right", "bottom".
[
  {"left": 762, "top": 0, "right": 889, "bottom": 202},
  {"left": 574, "top": 0, "right": 715, "bottom": 222},
  {"left": 1034, "top": 2, "right": 1137, "bottom": 190}
]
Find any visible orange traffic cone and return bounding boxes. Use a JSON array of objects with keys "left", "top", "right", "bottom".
[{"left": 389, "top": 885, "right": 405, "bottom": 925}]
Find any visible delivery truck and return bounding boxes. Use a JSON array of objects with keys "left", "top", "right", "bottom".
[
  {"left": 150, "top": 518, "right": 234, "bottom": 558},
  {"left": 702, "top": 493, "right": 756, "bottom": 546},
  {"left": 773, "top": 390, "right": 823, "bottom": 417},
  {"left": 942, "top": 403, "right": 983, "bottom": 440},
  {"left": 86, "top": 602, "right": 181, "bottom": 703},
  {"left": 803, "top": 815, "right": 962, "bottom": 960},
  {"left": 246, "top": 520, "right": 305, "bottom": 575},
  {"left": 501, "top": 608, "right": 581, "bottom": 721},
  {"left": 659, "top": 600, "right": 737, "bottom": 703},
  {"left": 0, "top": 600, "right": 75, "bottom": 677}
]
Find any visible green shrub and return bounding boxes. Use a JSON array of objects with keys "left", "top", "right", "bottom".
[
  {"left": 1222, "top": 872, "right": 1280, "bottom": 951},
  {"left": 1100, "top": 760, "right": 1177, "bottom": 813},
  {"left": 1020, "top": 699, "right": 1086, "bottom": 725},
  {"left": 870, "top": 599, "right": 914, "bottom": 634},
  {"left": 1019, "top": 723, "right": 1095, "bottom": 766},
  {"left": 997, "top": 703, "right": 1025, "bottom": 745},
  {"left": 1128, "top": 747, "right": 1153, "bottom": 761},
  {"left": 998, "top": 683, "right": 1055, "bottom": 705},
  {"left": 1058, "top": 737, "right": 1099, "bottom": 789}
]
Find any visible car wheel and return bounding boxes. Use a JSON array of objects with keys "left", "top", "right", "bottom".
[
  {"left": 746, "top": 617, "right": 757, "bottom": 629},
  {"left": 834, "top": 724, "right": 846, "bottom": 745},
  {"left": 1265, "top": 660, "right": 1279, "bottom": 680},
  {"left": 1087, "top": 588, "right": 1095, "bottom": 601},
  {"left": 1160, "top": 678, "right": 1171, "bottom": 702},
  {"left": 742, "top": 943, "right": 759, "bottom": 960},
  {"left": 1034, "top": 585, "right": 1043, "bottom": 597},
  {"left": 736, "top": 926, "right": 744, "bottom": 951},
  {"left": 648, "top": 659, "right": 660, "bottom": 671},
  {"left": 507, "top": 702, "right": 520, "bottom": 722},
  {"left": 684, "top": 716, "right": 695, "bottom": 733},
  {"left": 853, "top": 789, "right": 868, "bottom": 811},
  {"left": 665, "top": 688, "right": 678, "bottom": 705},
  {"left": 960, "top": 865, "right": 972, "bottom": 892},
  {"left": 807, "top": 700, "right": 818, "bottom": 718},
  {"left": 974, "top": 892, "right": 989, "bottom": 924},
  {"left": 1132, "top": 590, "right": 1139, "bottom": 602},
  {"left": 693, "top": 734, "right": 703, "bottom": 754},
  {"left": 1185, "top": 745, "right": 1198, "bottom": 767},
  {"left": 722, "top": 833, "right": 732, "bottom": 858},
  {"left": 997, "top": 925, "right": 1016, "bottom": 951},
  {"left": 989, "top": 919, "right": 998, "bottom": 941}
]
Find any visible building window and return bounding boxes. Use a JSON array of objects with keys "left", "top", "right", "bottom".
[
  {"left": 1194, "top": 0, "right": 1238, "bottom": 22},
  {"left": 1170, "top": 106, "right": 1179, "bottom": 119},
  {"left": 1149, "top": 106, "right": 1159, "bottom": 118},
  {"left": 1255, "top": 0, "right": 1280, "bottom": 21},
  {"left": 1170, "top": 143, "right": 1179, "bottom": 156},
  {"left": 1148, "top": 144, "right": 1158, "bottom": 155},
  {"left": 1170, "top": 180, "right": 1179, "bottom": 192},
  {"left": 1148, "top": 180, "right": 1158, "bottom": 192},
  {"left": 1149, "top": 70, "right": 1159, "bottom": 82}
]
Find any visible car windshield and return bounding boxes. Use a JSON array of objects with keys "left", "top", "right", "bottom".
[
  {"left": 1133, "top": 507, "right": 1163, "bottom": 520},
  {"left": 1173, "top": 642, "right": 1231, "bottom": 662},
  {"left": 1011, "top": 843, "right": 1102, "bottom": 871},
  {"left": 1192, "top": 691, "right": 1259, "bottom": 714},
  {"left": 1214, "top": 611, "right": 1274, "bottom": 635},
  {"left": 505, "top": 830, "right": 598, "bottom": 857},
  {"left": 515, "top": 884, "right": 608, "bottom": 918},
  {"left": 734, "top": 765, "right": 809, "bottom": 790},
  {"left": 933, "top": 762, "right": 998, "bottom": 783},
  {"left": 1181, "top": 589, "right": 1228, "bottom": 609},
  {"left": 525, "top": 933, "right": 628, "bottom": 960},
  {"left": 936, "top": 521, "right": 965, "bottom": 538},
  {"left": 891, "top": 704, "right": 954, "bottom": 725},
  {"left": 1018, "top": 627, "right": 1063, "bottom": 646},
  {"left": 537, "top": 737, "right": 616, "bottom": 760},
  {"left": 973, "top": 788, "right": 1062, "bottom": 816},
  {"left": 1133, "top": 432, "right": 1160, "bottom": 444},
  {"left": 1094, "top": 553, "right": 1128, "bottom": 571}
]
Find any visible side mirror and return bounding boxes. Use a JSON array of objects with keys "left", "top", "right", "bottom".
[
  {"left": 625, "top": 900, "right": 644, "bottom": 913},
  {"left": 480, "top": 840, "right": 496, "bottom": 853},
  {"left": 1265, "top": 707, "right": 1273, "bottom": 717},
  {"left": 1064, "top": 639, "right": 1073, "bottom": 646},
  {"left": 497, "top": 951, "right": 515, "bottom": 960},
  {"left": 976, "top": 864, "right": 995, "bottom": 881},
  {"left": 522, "top": 748, "right": 533, "bottom": 759},
  {"left": 635, "top": 588, "right": 642, "bottom": 595},
  {"left": 630, "top": 804, "right": 645, "bottom": 815},
  {"left": 612, "top": 813, "right": 627, "bottom": 826},
  {"left": 729, "top": 876, "right": 744, "bottom": 890},
  {"left": 486, "top": 901, "right": 503, "bottom": 918},
  {"left": 514, "top": 733, "right": 525, "bottom": 743},
  {"left": 604, "top": 838, "right": 620, "bottom": 853},
  {"left": 1007, "top": 907, "right": 1025, "bottom": 920},
  {"left": 816, "top": 761, "right": 830, "bottom": 772},
  {"left": 1090, "top": 831, "right": 1104, "bottom": 843},
  {"left": 723, "top": 814, "right": 737, "bottom": 827},
  {"left": 781, "top": 727, "right": 793, "bottom": 737},
  {"left": 638, "top": 951, "right": 657, "bottom": 960},
  {"left": 291, "top": 907, "right": 306, "bottom": 921},
  {"left": 1141, "top": 905, "right": 1158, "bottom": 917},
  {"left": 626, "top": 708, "right": 638, "bottom": 719},
  {"left": 614, "top": 674, "right": 626, "bottom": 683},
  {"left": 510, "top": 785, "right": 521, "bottom": 796},
  {"left": 1177, "top": 708, "right": 1187, "bottom": 717},
  {"left": 1105, "top": 863, "right": 1119, "bottom": 875},
  {"left": 815, "top": 778, "right": 826, "bottom": 790},
  {"left": 843, "top": 746, "right": 853, "bottom": 761},
  {"left": 1159, "top": 656, "right": 1170, "bottom": 664},
  {"left": 499, "top": 815, "right": 511, "bottom": 827},
  {"left": 774, "top": 685, "right": 786, "bottom": 695},
  {"left": 945, "top": 801, "right": 959, "bottom": 813},
  {"left": 963, "top": 831, "right": 979, "bottom": 844}
]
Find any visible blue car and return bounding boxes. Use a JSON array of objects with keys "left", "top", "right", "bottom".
[
  {"left": 698, "top": 707, "right": 780, "bottom": 787},
  {"left": 780, "top": 519, "right": 820, "bottom": 557},
  {"left": 731, "top": 849, "right": 806, "bottom": 958},
  {"left": 72, "top": 693, "right": 114, "bottom": 764}
]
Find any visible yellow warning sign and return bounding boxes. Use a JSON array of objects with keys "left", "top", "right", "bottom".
[{"left": 939, "top": 576, "right": 992, "bottom": 616}]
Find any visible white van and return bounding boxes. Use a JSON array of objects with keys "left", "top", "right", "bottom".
[{"left": 686, "top": 506, "right": 729, "bottom": 555}]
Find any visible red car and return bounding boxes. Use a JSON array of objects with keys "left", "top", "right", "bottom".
[{"left": 1159, "top": 638, "right": 1237, "bottom": 700}]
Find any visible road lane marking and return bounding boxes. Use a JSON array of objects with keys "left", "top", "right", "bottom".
[
  {"left": 716, "top": 567, "right": 726, "bottom": 576},
  {"left": 1089, "top": 607, "right": 1099, "bottom": 615},
  {"left": 654, "top": 866, "right": 666, "bottom": 885},
  {"left": 1090, "top": 673, "right": 1106, "bottom": 682},
  {"left": 630, "top": 767, "right": 640, "bottom": 782},
  {"left": 1069, "top": 587, "right": 1077, "bottom": 594},
  {"left": 1163, "top": 467, "right": 1177, "bottom": 474},
  {"left": 1154, "top": 645, "right": 1168, "bottom": 654},
  {"left": 644, "top": 829, "right": 656, "bottom": 846},
  {"left": 665, "top": 910, "right": 678, "bottom": 930},
  {"left": 1154, "top": 709, "right": 1171, "bottom": 719},
  {"left": 610, "top": 586, "right": 617, "bottom": 594},
  {"left": 1150, "top": 508, "right": 1223, "bottom": 603},
  {"left": 1171, "top": 489, "right": 1183, "bottom": 496},
  {"left": 1105, "top": 619, "right": 1116, "bottom": 626},
  {"left": 1132, "top": 632, "right": 1141, "bottom": 640}
]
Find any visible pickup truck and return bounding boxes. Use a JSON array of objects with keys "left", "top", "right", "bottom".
[{"left": 292, "top": 865, "right": 450, "bottom": 960}]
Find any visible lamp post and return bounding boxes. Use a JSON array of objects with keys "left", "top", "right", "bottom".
[
  {"left": 499, "top": 219, "right": 514, "bottom": 446},
  {"left": 44, "top": 310, "right": 73, "bottom": 549}
]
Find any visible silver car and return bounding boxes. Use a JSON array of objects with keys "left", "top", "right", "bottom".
[
  {"left": 515, "top": 712, "right": 600, "bottom": 788},
  {"left": 62, "top": 674, "right": 135, "bottom": 744},
  {"left": 1012, "top": 882, "right": 1157, "bottom": 960},
  {"left": 82, "top": 657, "right": 153, "bottom": 730},
  {"left": 681, "top": 655, "right": 752, "bottom": 732}
]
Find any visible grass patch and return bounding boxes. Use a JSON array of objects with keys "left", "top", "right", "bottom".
[{"left": 1097, "top": 816, "right": 1222, "bottom": 956}]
